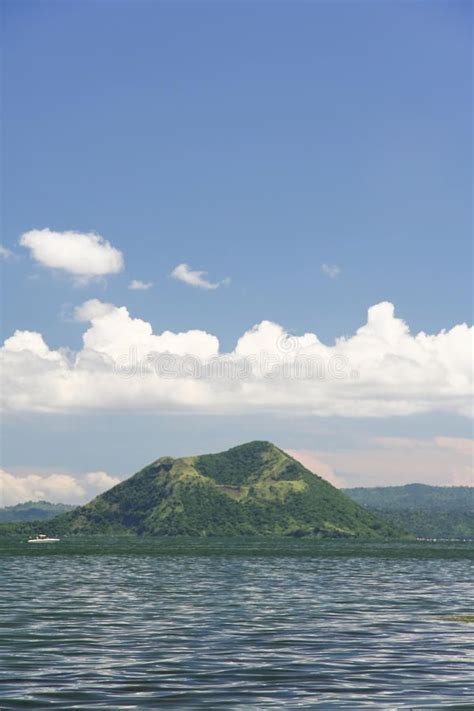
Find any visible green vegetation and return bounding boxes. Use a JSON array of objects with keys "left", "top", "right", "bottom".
[
  {"left": 0, "top": 501, "right": 76, "bottom": 523},
  {"left": 439, "top": 615, "right": 474, "bottom": 623},
  {"left": 8, "top": 442, "right": 405, "bottom": 538},
  {"left": 344, "top": 484, "right": 474, "bottom": 539}
]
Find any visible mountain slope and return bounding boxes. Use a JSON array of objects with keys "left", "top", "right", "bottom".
[
  {"left": 49, "top": 442, "right": 402, "bottom": 538},
  {"left": 344, "top": 484, "right": 474, "bottom": 539},
  {"left": 0, "top": 501, "right": 76, "bottom": 523}
]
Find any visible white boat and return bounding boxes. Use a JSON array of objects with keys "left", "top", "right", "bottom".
[{"left": 27, "top": 534, "right": 60, "bottom": 544}]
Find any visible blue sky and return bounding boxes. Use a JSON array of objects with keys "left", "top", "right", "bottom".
[{"left": 1, "top": 1, "right": 472, "bottom": 501}]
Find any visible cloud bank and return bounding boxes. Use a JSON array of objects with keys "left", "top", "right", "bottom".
[
  {"left": 288, "top": 436, "right": 474, "bottom": 488},
  {"left": 0, "top": 469, "right": 121, "bottom": 506},
  {"left": 1, "top": 301, "right": 472, "bottom": 417},
  {"left": 20, "top": 229, "right": 124, "bottom": 281}
]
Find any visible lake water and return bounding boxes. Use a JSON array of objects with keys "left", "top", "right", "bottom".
[{"left": 1, "top": 538, "right": 473, "bottom": 709}]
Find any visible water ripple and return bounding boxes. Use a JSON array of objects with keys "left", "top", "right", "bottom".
[{"left": 0, "top": 540, "right": 473, "bottom": 708}]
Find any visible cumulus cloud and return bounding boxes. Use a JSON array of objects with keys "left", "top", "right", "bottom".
[
  {"left": 321, "top": 263, "right": 341, "bottom": 278},
  {"left": 0, "top": 468, "right": 121, "bottom": 507},
  {"left": 85, "top": 471, "right": 121, "bottom": 492},
  {"left": 171, "top": 263, "right": 226, "bottom": 290},
  {"left": 289, "top": 436, "right": 473, "bottom": 488},
  {"left": 0, "top": 471, "right": 84, "bottom": 506},
  {"left": 0, "top": 300, "right": 472, "bottom": 417},
  {"left": 0, "top": 245, "right": 13, "bottom": 259},
  {"left": 2, "top": 330, "right": 63, "bottom": 361},
  {"left": 128, "top": 280, "right": 153, "bottom": 290},
  {"left": 19, "top": 229, "right": 124, "bottom": 282},
  {"left": 74, "top": 298, "right": 116, "bottom": 322},
  {"left": 74, "top": 299, "right": 219, "bottom": 361}
]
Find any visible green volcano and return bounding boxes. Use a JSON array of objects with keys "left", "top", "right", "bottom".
[{"left": 50, "top": 441, "right": 402, "bottom": 538}]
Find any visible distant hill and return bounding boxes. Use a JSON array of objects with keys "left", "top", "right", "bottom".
[
  {"left": 344, "top": 484, "right": 474, "bottom": 539},
  {"left": 0, "top": 501, "right": 76, "bottom": 523},
  {"left": 40, "top": 442, "right": 402, "bottom": 538}
]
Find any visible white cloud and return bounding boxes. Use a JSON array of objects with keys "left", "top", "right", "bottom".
[
  {"left": 74, "top": 298, "right": 116, "bottom": 322},
  {"left": 74, "top": 299, "right": 219, "bottom": 361},
  {"left": 128, "top": 280, "right": 153, "bottom": 290},
  {"left": 0, "top": 470, "right": 84, "bottom": 506},
  {"left": 0, "top": 300, "right": 472, "bottom": 417},
  {"left": 2, "top": 330, "right": 64, "bottom": 362},
  {"left": 288, "top": 436, "right": 474, "bottom": 488},
  {"left": 85, "top": 471, "right": 121, "bottom": 491},
  {"left": 0, "top": 468, "right": 121, "bottom": 507},
  {"left": 171, "top": 263, "right": 226, "bottom": 290},
  {"left": 19, "top": 229, "right": 124, "bottom": 282},
  {"left": 0, "top": 245, "right": 13, "bottom": 259},
  {"left": 321, "top": 263, "right": 341, "bottom": 278}
]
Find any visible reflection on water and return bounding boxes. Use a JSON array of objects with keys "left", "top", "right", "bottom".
[{"left": 1, "top": 539, "right": 473, "bottom": 708}]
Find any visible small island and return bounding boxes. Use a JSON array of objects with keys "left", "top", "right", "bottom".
[{"left": 37, "top": 441, "right": 403, "bottom": 539}]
